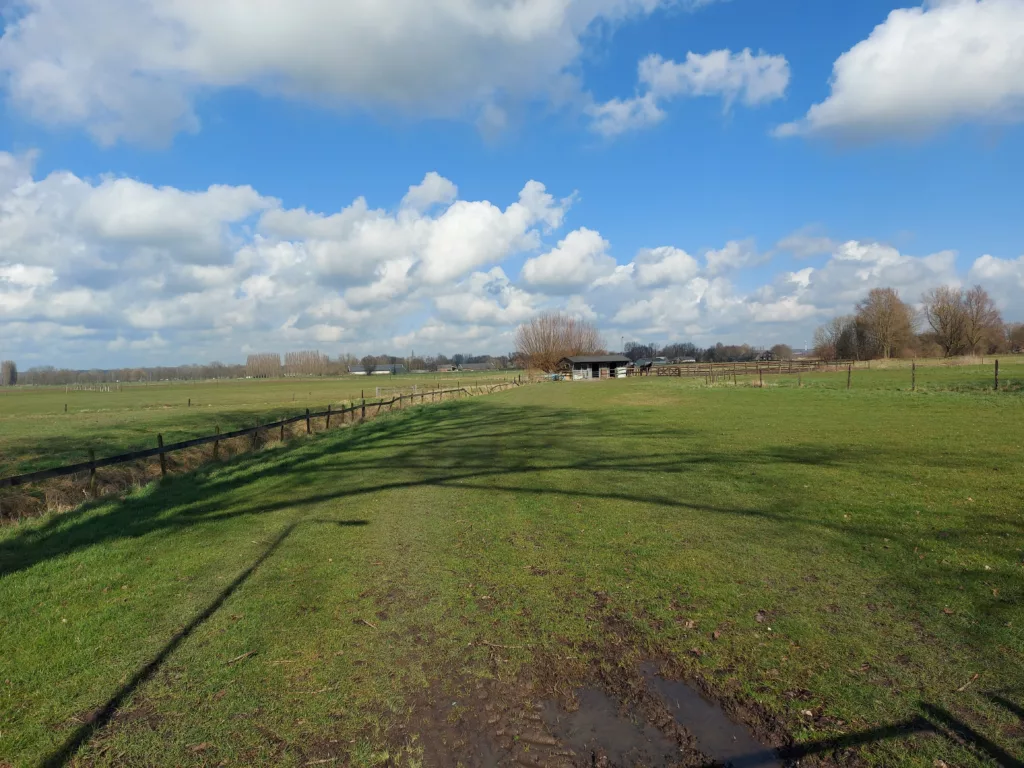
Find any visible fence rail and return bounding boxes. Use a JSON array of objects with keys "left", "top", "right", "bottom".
[
  {"left": 1, "top": 383, "right": 519, "bottom": 490},
  {"left": 643, "top": 359, "right": 864, "bottom": 377}
]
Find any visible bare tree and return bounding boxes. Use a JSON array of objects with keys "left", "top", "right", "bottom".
[
  {"left": 360, "top": 355, "right": 378, "bottom": 375},
  {"left": 770, "top": 344, "right": 794, "bottom": 361},
  {"left": 285, "top": 350, "right": 330, "bottom": 376},
  {"left": 515, "top": 312, "right": 605, "bottom": 371},
  {"left": 854, "top": 287, "right": 916, "bottom": 359},
  {"left": 1009, "top": 323, "right": 1024, "bottom": 353},
  {"left": 245, "top": 353, "right": 282, "bottom": 378},
  {"left": 813, "top": 316, "right": 855, "bottom": 361},
  {"left": 1, "top": 360, "right": 17, "bottom": 387},
  {"left": 922, "top": 286, "right": 967, "bottom": 357},
  {"left": 961, "top": 285, "right": 1003, "bottom": 354}
]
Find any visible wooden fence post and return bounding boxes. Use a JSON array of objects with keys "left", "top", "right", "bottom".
[
  {"left": 361, "top": 400, "right": 366, "bottom": 421},
  {"left": 88, "top": 449, "right": 97, "bottom": 497},
  {"left": 911, "top": 361, "right": 916, "bottom": 392},
  {"left": 798, "top": 373, "right": 802, "bottom": 388},
  {"left": 251, "top": 422, "right": 259, "bottom": 451},
  {"left": 64, "top": 403, "right": 67, "bottom": 413},
  {"left": 758, "top": 369, "right": 763, "bottom": 388},
  {"left": 847, "top": 364, "right": 852, "bottom": 390},
  {"left": 213, "top": 425, "right": 220, "bottom": 460},
  {"left": 188, "top": 398, "right": 191, "bottom": 407},
  {"left": 306, "top": 408, "right": 311, "bottom": 434},
  {"left": 280, "top": 422, "right": 285, "bottom": 442},
  {"left": 994, "top": 359, "right": 999, "bottom": 391},
  {"left": 158, "top": 435, "right": 166, "bottom": 477},
  {"left": 326, "top": 404, "right": 332, "bottom": 429}
]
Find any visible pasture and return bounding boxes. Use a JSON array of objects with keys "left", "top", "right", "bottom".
[
  {"left": 0, "top": 373, "right": 517, "bottom": 476},
  {"left": 1, "top": 364, "right": 1023, "bottom": 767}
]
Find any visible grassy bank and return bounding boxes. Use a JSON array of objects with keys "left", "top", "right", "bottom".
[{"left": 1, "top": 378, "right": 1022, "bottom": 766}]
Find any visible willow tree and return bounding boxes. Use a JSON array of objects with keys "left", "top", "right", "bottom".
[{"left": 515, "top": 313, "right": 605, "bottom": 372}]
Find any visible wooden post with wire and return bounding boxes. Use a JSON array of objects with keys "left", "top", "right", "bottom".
[
  {"left": 847, "top": 364, "right": 852, "bottom": 390},
  {"left": 994, "top": 359, "right": 999, "bottom": 391},
  {"left": 912, "top": 361, "right": 916, "bottom": 392},
  {"left": 213, "top": 425, "right": 220, "bottom": 460},
  {"left": 306, "top": 408, "right": 311, "bottom": 434},
  {"left": 158, "top": 435, "right": 166, "bottom": 477},
  {"left": 88, "top": 449, "right": 97, "bottom": 498}
]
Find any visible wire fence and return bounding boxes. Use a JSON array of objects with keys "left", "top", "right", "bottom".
[{"left": 0, "top": 382, "right": 520, "bottom": 492}]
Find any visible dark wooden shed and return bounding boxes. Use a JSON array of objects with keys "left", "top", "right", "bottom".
[{"left": 559, "top": 355, "right": 631, "bottom": 381}]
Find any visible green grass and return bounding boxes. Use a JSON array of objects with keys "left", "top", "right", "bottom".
[
  {"left": 1, "top": 376, "right": 1022, "bottom": 766},
  {"left": 0, "top": 373, "right": 518, "bottom": 475}
]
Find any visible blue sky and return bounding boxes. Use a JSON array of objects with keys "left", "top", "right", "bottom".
[{"left": 1, "top": 0, "right": 1022, "bottom": 367}]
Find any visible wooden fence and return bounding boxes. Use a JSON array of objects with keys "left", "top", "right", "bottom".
[
  {"left": 0, "top": 382, "right": 519, "bottom": 491},
  {"left": 642, "top": 359, "right": 866, "bottom": 378}
]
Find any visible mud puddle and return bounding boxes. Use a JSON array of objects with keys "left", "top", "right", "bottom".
[
  {"left": 542, "top": 687, "right": 681, "bottom": 767},
  {"left": 541, "top": 666, "right": 781, "bottom": 767},
  {"left": 640, "top": 663, "right": 781, "bottom": 768}
]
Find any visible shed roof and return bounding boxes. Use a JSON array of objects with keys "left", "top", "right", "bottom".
[{"left": 561, "top": 355, "right": 631, "bottom": 365}]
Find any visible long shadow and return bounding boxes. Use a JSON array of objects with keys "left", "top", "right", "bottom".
[
  {"left": 40, "top": 518, "right": 369, "bottom": 768},
  {"left": 988, "top": 692, "right": 1024, "bottom": 722},
  {"left": 3, "top": 399, "right": 1018, "bottom": 584},
  {"left": 921, "top": 702, "right": 1024, "bottom": 768},
  {"left": 737, "top": 703, "right": 1023, "bottom": 767},
  {"left": 771, "top": 717, "right": 933, "bottom": 763}
]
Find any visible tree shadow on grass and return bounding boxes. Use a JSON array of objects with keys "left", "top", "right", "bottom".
[
  {"left": 2, "top": 399, "right": 1019, "bottom": 587},
  {"left": 41, "top": 517, "right": 369, "bottom": 768},
  {"left": 4, "top": 397, "right": 1021, "bottom": 766}
]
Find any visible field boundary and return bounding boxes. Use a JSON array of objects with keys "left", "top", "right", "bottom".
[{"left": 0, "top": 382, "right": 520, "bottom": 490}]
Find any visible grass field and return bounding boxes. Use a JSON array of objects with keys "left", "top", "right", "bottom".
[
  {"left": 1, "top": 367, "right": 1023, "bottom": 767},
  {"left": 0, "top": 373, "right": 519, "bottom": 476}
]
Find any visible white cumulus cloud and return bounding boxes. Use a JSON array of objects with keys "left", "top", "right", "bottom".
[
  {"left": 776, "top": 0, "right": 1024, "bottom": 140},
  {"left": 0, "top": 0, "right": 702, "bottom": 144},
  {"left": 520, "top": 227, "right": 617, "bottom": 292},
  {"left": 590, "top": 49, "right": 790, "bottom": 136}
]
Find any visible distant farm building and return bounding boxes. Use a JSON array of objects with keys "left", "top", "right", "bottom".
[
  {"left": 459, "top": 362, "right": 496, "bottom": 372},
  {"left": 560, "top": 355, "right": 631, "bottom": 381},
  {"left": 349, "top": 364, "right": 408, "bottom": 376}
]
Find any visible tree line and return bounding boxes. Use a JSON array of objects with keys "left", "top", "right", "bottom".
[
  {"left": 622, "top": 341, "right": 795, "bottom": 364},
  {"left": 813, "top": 285, "right": 1022, "bottom": 361},
  {"left": 4, "top": 350, "right": 518, "bottom": 387}
]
